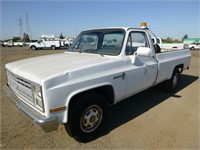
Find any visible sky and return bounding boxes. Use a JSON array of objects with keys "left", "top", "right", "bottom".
[{"left": 1, "top": 0, "right": 200, "bottom": 40}]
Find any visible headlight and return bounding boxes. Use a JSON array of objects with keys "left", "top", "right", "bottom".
[{"left": 32, "top": 84, "right": 44, "bottom": 112}]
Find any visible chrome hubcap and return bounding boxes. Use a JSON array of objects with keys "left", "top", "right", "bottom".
[{"left": 80, "top": 105, "right": 102, "bottom": 133}]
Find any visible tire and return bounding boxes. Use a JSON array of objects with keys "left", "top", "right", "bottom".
[
  {"left": 51, "top": 46, "right": 56, "bottom": 50},
  {"left": 65, "top": 92, "right": 110, "bottom": 142},
  {"left": 163, "top": 68, "right": 180, "bottom": 92},
  {"left": 190, "top": 47, "right": 194, "bottom": 50},
  {"left": 31, "top": 46, "right": 36, "bottom": 51}
]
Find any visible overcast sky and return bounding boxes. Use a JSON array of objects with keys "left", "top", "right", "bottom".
[{"left": 1, "top": 0, "right": 199, "bottom": 40}]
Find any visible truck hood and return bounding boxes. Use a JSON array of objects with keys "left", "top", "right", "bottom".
[{"left": 5, "top": 52, "right": 112, "bottom": 84}]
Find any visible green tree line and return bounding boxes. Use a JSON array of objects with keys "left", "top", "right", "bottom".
[{"left": 162, "top": 34, "right": 188, "bottom": 43}]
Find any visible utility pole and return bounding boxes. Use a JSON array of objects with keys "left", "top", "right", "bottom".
[
  {"left": 18, "top": 18, "right": 23, "bottom": 40},
  {"left": 26, "top": 13, "right": 32, "bottom": 40}
]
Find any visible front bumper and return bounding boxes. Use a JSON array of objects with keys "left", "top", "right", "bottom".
[{"left": 3, "top": 84, "right": 59, "bottom": 132}]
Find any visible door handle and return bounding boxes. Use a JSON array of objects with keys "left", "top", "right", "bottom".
[{"left": 113, "top": 72, "right": 126, "bottom": 80}]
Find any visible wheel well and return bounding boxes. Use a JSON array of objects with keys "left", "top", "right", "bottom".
[
  {"left": 93, "top": 85, "right": 115, "bottom": 104},
  {"left": 69, "top": 85, "right": 115, "bottom": 106},
  {"left": 175, "top": 64, "right": 184, "bottom": 73},
  {"left": 172, "top": 46, "right": 177, "bottom": 48}
]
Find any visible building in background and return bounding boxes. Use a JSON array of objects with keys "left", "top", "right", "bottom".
[{"left": 183, "top": 38, "right": 200, "bottom": 44}]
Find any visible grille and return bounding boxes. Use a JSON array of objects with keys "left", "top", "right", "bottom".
[{"left": 7, "top": 71, "right": 34, "bottom": 105}]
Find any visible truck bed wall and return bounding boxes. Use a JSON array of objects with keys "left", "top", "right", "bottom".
[
  {"left": 155, "top": 49, "right": 191, "bottom": 84},
  {"left": 161, "top": 43, "right": 184, "bottom": 50}
]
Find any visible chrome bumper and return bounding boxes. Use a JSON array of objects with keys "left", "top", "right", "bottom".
[{"left": 3, "top": 84, "right": 59, "bottom": 132}]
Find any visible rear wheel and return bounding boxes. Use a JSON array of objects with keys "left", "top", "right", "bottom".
[
  {"left": 163, "top": 68, "right": 180, "bottom": 92},
  {"left": 65, "top": 92, "right": 109, "bottom": 142},
  {"left": 51, "top": 45, "right": 56, "bottom": 50}
]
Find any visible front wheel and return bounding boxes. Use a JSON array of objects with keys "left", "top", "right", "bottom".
[
  {"left": 30, "top": 46, "right": 36, "bottom": 51},
  {"left": 163, "top": 68, "right": 180, "bottom": 92},
  {"left": 190, "top": 47, "right": 194, "bottom": 50},
  {"left": 65, "top": 92, "right": 109, "bottom": 142}
]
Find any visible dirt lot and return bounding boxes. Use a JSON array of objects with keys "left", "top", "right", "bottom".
[{"left": 0, "top": 47, "right": 199, "bottom": 149}]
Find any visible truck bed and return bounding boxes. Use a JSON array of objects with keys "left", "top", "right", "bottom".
[{"left": 156, "top": 49, "right": 191, "bottom": 84}]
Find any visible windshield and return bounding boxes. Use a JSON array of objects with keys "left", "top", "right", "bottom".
[{"left": 68, "top": 29, "right": 125, "bottom": 56}]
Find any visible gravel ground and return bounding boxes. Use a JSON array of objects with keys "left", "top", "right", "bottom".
[{"left": 0, "top": 47, "right": 199, "bottom": 149}]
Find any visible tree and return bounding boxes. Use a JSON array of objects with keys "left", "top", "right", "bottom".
[
  {"left": 12, "top": 36, "right": 21, "bottom": 42},
  {"left": 162, "top": 37, "right": 181, "bottom": 43},
  {"left": 22, "top": 33, "right": 30, "bottom": 42},
  {"left": 59, "top": 33, "right": 64, "bottom": 39},
  {"left": 182, "top": 34, "right": 188, "bottom": 42}
]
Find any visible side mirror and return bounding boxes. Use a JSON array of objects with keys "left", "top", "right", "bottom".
[{"left": 136, "top": 47, "right": 153, "bottom": 57}]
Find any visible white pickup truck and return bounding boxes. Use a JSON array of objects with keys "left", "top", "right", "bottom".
[
  {"left": 188, "top": 42, "right": 200, "bottom": 50},
  {"left": 4, "top": 23, "right": 191, "bottom": 142},
  {"left": 29, "top": 38, "right": 60, "bottom": 50},
  {"left": 3, "top": 41, "right": 23, "bottom": 47}
]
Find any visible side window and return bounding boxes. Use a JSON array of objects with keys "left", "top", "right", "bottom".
[
  {"left": 79, "top": 34, "right": 98, "bottom": 51},
  {"left": 126, "top": 32, "right": 149, "bottom": 55}
]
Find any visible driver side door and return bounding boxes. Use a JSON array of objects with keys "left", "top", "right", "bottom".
[{"left": 125, "top": 31, "right": 157, "bottom": 97}]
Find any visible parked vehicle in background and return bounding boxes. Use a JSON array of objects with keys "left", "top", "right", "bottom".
[
  {"left": 64, "top": 39, "right": 73, "bottom": 47},
  {"left": 0, "top": 42, "right": 3, "bottom": 47},
  {"left": 3, "top": 40, "right": 13, "bottom": 47},
  {"left": 13, "top": 41, "right": 23, "bottom": 47},
  {"left": 29, "top": 35, "right": 61, "bottom": 50},
  {"left": 29, "top": 39, "right": 61, "bottom": 50},
  {"left": 4, "top": 22, "right": 191, "bottom": 142},
  {"left": 188, "top": 42, "right": 200, "bottom": 50},
  {"left": 59, "top": 39, "right": 72, "bottom": 47},
  {"left": 2, "top": 40, "right": 23, "bottom": 47},
  {"left": 152, "top": 37, "right": 184, "bottom": 50}
]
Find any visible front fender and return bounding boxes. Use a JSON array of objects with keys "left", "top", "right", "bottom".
[{"left": 63, "top": 82, "right": 114, "bottom": 123}]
